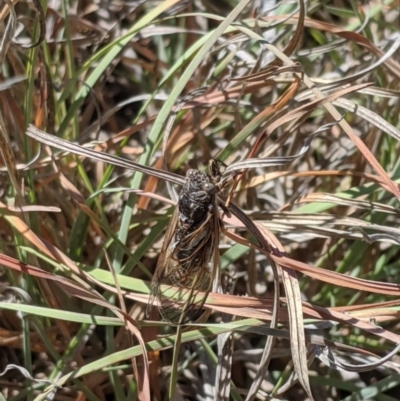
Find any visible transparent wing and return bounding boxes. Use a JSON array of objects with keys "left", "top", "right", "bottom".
[
  {"left": 149, "top": 205, "right": 219, "bottom": 325},
  {"left": 146, "top": 207, "right": 179, "bottom": 319}
]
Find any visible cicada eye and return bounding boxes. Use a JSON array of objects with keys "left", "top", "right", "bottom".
[{"left": 203, "top": 182, "right": 215, "bottom": 192}]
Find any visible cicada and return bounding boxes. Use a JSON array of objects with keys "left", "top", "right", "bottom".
[
  {"left": 25, "top": 125, "right": 231, "bottom": 325},
  {"left": 147, "top": 162, "right": 223, "bottom": 325}
]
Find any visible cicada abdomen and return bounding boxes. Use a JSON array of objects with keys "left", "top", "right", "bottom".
[{"left": 147, "top": 167, "right": 221, "bottom": 325}]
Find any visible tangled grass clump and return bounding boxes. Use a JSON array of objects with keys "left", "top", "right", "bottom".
[{"left": 0, "top": 1, "right": 400, "bottom": 400}]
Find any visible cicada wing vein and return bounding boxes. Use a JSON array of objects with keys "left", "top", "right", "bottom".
[
  {"left": 146, "top": 207, "right": 179, "bottom": 319},
  {"left": 149, "top": 207, "right": 219, "bottom": 324}
]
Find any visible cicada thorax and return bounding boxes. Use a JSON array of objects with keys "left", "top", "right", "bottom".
[{"left": 149, "top": 167, "right": 221, "bottom": 324}]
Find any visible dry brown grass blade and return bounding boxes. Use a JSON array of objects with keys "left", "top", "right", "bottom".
[
  {"left": 183, "top": 81, "right": 277, "bottom": 106},
  {"left": 105, "top": 252, "right": 150, "bottom": 401},
  {"left": 5, "top": 245, "right": 399, "bottom": 354},
  {"left": 205, "top": 293, "right": 400, "bottom": 345},
  {"left": 33, "top": 59, "right": 51, "bottom": 129},
  {"left": 25, "top": 124, "right": 185, "bottom": 185},
  {"left": 251, "top": 221, "right": 314, "bottom": 401},
  {"left": 259, "top": 43, "right": 400, "bottom": 201},
  {"left": 0, "top": 199, "right": 88, "bottom": 275},
  {"left": 259, "top": 82, "right": 374, "bottom": 144},
  {"left": 0, "top": 113, "right": 20, "bottom": 196},
  {"left": 263, "top": 15, "right": 400, "bottom": 79},
  {"left": 314, "top": 342, "right": 400, "bottom": 373},
  {"left": 212, "top": 290, "right": 387, "bottom": 320},
  {"left": 225, "top": 76, "right": 301, "bottom": 204},
  {"left": 308, "top": 303, "right": 400, "bottom": 345},
  {"left": 0, "top": 0, "right": 16, "bottom": 63},
  {"left": 269, "top": 0, "right": 305, "bottom": 67},
  {"left": 222, "top": 201, "right": 281, "bottom": 401},
  {"left": 223, "top": 213, "right": 400, "bottom": 296},
  {"left": 215, "top": 332, "right": 234, "bottom": 400},
  {"left": 230, "top": 64, "right": 302, "bottom": 83},
  {"left": 138, "top": 286, "right": 400, "bottom": 346},
  {"left": 242, "top": 169, "right": 385, "bottom": 193},
  {"left": 274, "top": 254, "right": 400, "bottom": 297},
  {"left": 248, "top": 76, "right": 301, "bottom": 157},
  {"left": 85, "top": 271, "right": 400, "bottom": 346},
  {"left": 333, "top": 97, "right": 400, "bottom": 142},
  {"left": 0, "top": 205, "right": 61, "bottom": 212},
  {"left": 137, "top": 157, "right": 164, "bottom": 210},
  {"left": 26, "top": 0, "right": 46, "bottom": 48},
  {"left": 292, "top": 192, "right": 399, "bottom": 215},
  {"left": 332, "top": 298, "right": 400, "bottom": 310},
  {"left": 281, "top": 266, "right": 313, "bottom": 399},
  {"left": 0, "top": 250, "right": 151, "bottom": 399},
  {"left": 0, "top": 253, "right": 114, "bottom": 306},
  {"left": 58, "top": 173, "right": 87, "bottom": 204}
]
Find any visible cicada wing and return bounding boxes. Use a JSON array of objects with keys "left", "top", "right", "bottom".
[
  {"left": 156, "top": 211, "right": 218, "bottom": 324},
  {"left": 147, "top": 197, "right": 221, "bottom": 325},
  {"left": 146, "top": 207, "right": 179, "bottom": 318},
  {"left": 188, "top": 203, "right": 222, "bottom": 322}
]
